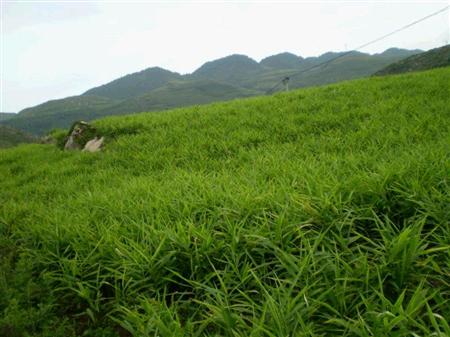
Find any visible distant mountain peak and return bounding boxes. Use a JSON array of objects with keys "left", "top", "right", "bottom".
[
  {"left": 271, "top": 52, "right": 301, "bottom": 58},
  {"left": 378, "top": 47, "right": 423, "bottom": 57},
  {"left": 83, "top": 66, "right": 181, "bottom": 100},
  {"left": 194, "top": 54, "right": 261, "bottom": 71},
  {"left": 260, "top": 52, "right": 304, "bottom": 69},
  {"left": 192, "top": 54, "right": 263, "bottom": 86},
  {"left": 375, "top": 45, "right": 448, "bottom": 76},
  {"left": 140, "top": 66, "right": 178, "bottom": 74},
  {"left": 311, "top": 50, "right": 367, "bottom": 61},
  {"left": 215, "top": 54, "right": 258, "bottom": 61}
]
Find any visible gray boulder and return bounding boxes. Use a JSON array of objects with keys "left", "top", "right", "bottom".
[{"left": 64, "top": 121, "right": 98, "bottom": 150}]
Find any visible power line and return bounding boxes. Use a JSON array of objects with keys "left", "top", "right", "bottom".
[{"left": 266, "top": 5, "right": 450, "bottom": 94}]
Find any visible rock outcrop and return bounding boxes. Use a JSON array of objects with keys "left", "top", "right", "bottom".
[
  {"left": 64, "top": 121, "right": 103, "bottom": 151},
  {"left": 83, "top": 136, "right": 104, "bottom": 152}
]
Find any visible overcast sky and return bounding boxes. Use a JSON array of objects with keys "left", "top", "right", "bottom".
[{"left": 1, "top": 1, "right": 449, "bottom": 112}]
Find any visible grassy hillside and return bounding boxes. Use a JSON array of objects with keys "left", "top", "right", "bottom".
[
  {"left": 0, "top": 125, "right": 36, "bottom": 148},
  {"left": 1, "top": 67, "right": 449, "bottom": 336},
  {"left": 4, "top": 48, "right": 421, "bottom": 136},
  {"left": 374, "top": 44, "right": 450, "bottom": 75}
]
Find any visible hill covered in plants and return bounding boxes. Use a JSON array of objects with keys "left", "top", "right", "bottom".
[
  {"left": 0, "top": 113, "right": 16, "bottom": 121},
  {"left": 0, "top": 67, "right": 449, "bottom": 336},
  {"left": 0, "top": 125, "right": 36, "bottom": 148},
  {"left": 1, "top": 95, "right": 121, "bottom": 136},
  {"left": 2, "top": 48, "right": 421, "bottom": 135},
  {"left": 374, "top": 44, "right": 450, "bottom": 76}
]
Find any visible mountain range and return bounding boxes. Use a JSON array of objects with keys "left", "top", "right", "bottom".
[
  {"left": 374, "top": 44, "right": 450, "bottom": 76},
  {"left": 2, "top": 48, "right": 422, "bottom": 135}
]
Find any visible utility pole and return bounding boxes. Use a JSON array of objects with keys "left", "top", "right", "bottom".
[{"left": 282, "top": 77, "right": 290, "bottom": 92}]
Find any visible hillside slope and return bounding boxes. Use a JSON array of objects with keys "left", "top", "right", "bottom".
[
  {"left": 4, "top": 48, "right": 421, "bottom": 135},
  {"left": 0, "top": 112, "right": 16, "bottom": 121},
  {"left": 0, "top": 125, "right": 36, "bottom": 148},
  {"left": 2, "top": 95, "right": 120, "bottom": 135},
  {"left": 99, "top": 79, "right": 261, "bottom": 117},
  {"left": 374, "top": 44, "right": 450, "bottom": 75},
  {"left": 1, "top": 67, "right": 449, "bottom": 337},
  {"left": 83, "top": 67, "right": 182, "bottom": 99},
  {"left": 2, "top": 81, "right": 259, "bottom": 135}
]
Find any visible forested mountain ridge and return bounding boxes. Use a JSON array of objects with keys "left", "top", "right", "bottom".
[
  {"left": 374, "top": 44, "right": 450, "bottom": 76},
  {"left": 2, "top": 48, "right": 423, "bottom": 135}
]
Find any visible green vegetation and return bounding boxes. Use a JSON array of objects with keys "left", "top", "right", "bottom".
[
  {"left": 83, "top": 67, "right": 183, "bottom": 100},
  {"left": 260, "top": 52, "right": 305, "bottom": 69},
  {"left": 193, "top": 50, "right": 422, "bottom": 91},
  {"left": 102, "top": 79, "right": 260, "bottom": 117},
  {"left": 191, "top": 54, "right": 265, "bottom": 87},
  {"left": 17, "top": 95, "right": 119, "bottom": 119},
  {"left": 0, "top": 113, "right": 16, "bottom": 122},
  {"left": 0, "top": 125, "right": 36, "bottom": 148},
  {"left": 2, "top": 48, "right": 421, "bottom": 135},
  {"left": 1, "top": 67, "right": 449, "bottom": 336},
  {"left": 2, "top": 96, "right": 119, "bottom": 136},
  {"left": 375, "top": 44, "right": 450, "bottom": 76}
]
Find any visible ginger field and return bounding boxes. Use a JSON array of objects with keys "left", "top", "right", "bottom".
[{"left": 0, "top": 67, "right": 449, "bottom": 336}]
